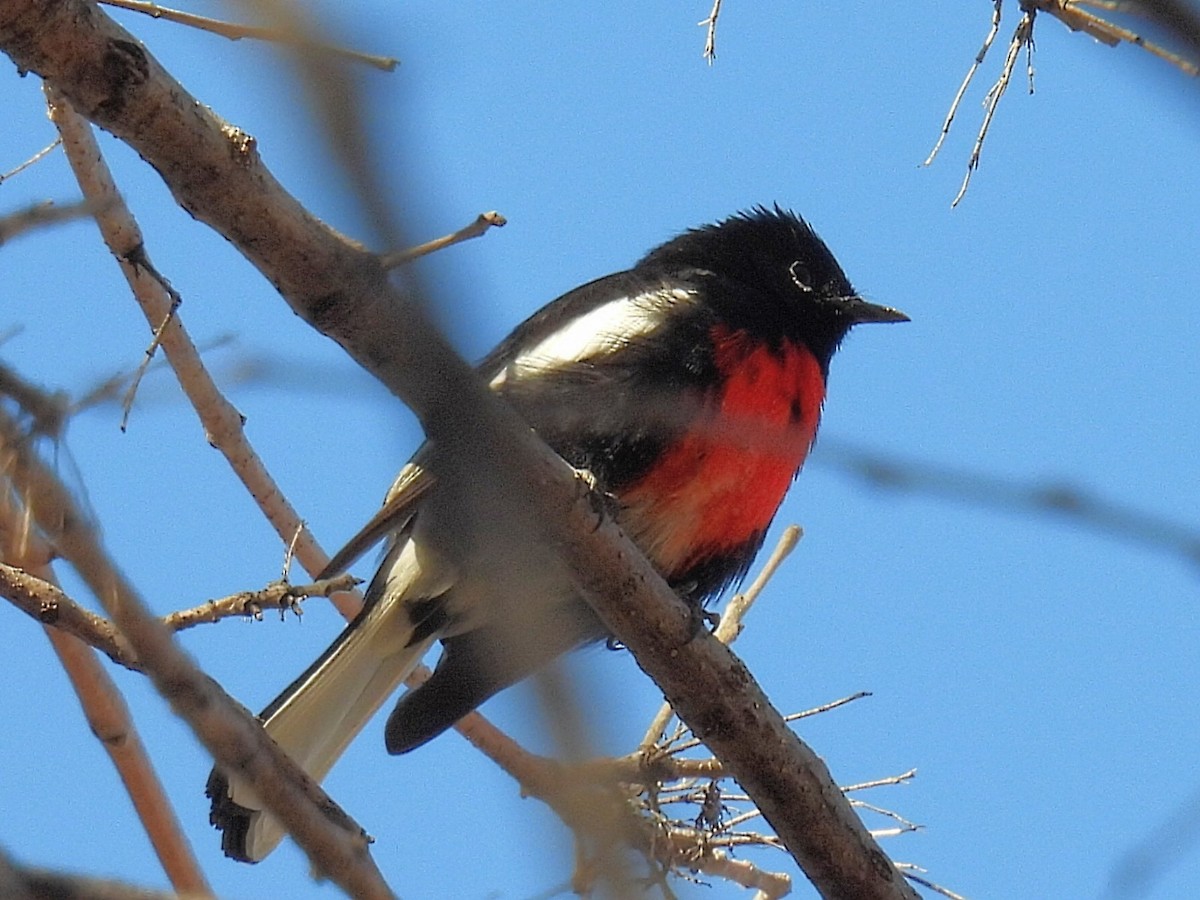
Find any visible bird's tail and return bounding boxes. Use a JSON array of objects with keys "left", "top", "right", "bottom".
[{"left": 206, "top": 594, "right": 432, "bottom": 863}]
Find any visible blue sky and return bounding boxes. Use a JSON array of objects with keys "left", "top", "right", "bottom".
[{"left": 3, "top": 2, "right": 1200, "bottom": 898}]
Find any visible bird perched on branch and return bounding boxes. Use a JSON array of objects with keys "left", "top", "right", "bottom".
[{"left": 208, "top": 206, "right": 908, "bottom": 862}]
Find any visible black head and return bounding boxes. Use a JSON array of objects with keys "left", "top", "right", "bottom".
[{"left": 636, "top": 206, "right": 907, "bottom": 372}]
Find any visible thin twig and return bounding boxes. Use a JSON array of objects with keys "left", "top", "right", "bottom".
[
  {"left": 379, "top": 210, "right": 507, "bottom": 269},
  {"left": 0, "top": 136, "right": 61, "bottom": 183},
  {"left": 849, "top": 799, "right": 923, "bottom": 833},
  {"left": 699, "top": 0, "right": 724, "bottom": 63},
  {"left": 640, "top": 525, "right": 802, "bottom": 752},
  {"left": 952, "top": 6, "right": 1036, "bottom": 206},
  {"left": 666, "top": 688, "right": 866, "bottom": 757},
  {"left": 897, "top": 865, "right": 969, "bottom": 900},
  {"left": 842, "top": 769, "right": 919, "bottom": 794},
  {"left": 931, "top": 0, "right": 1198, "bottom": 204},
  {"left": 782, "top": 690, "right": 872, "bottom": 723},
  {"left": 118, "top": 248, "right": 181, "bottom": 432},
  {"left": 925, "top": 0, "right": 1003, "bottom": 167},
  {"left": 98, "top": 0, "right": 398, "bottom": 70}
]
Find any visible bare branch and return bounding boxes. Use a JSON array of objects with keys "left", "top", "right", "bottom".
[
  {"left": 699, "top": 0, "right": 724, "bottom": 63},
  {"left": 0, "top": 562, "right": 134, "bottom": 667},
  {"left": 0, "top": 507, "right": 211, "bottom": 895},
  {"left": 45, "top": 86, "right": 363, "bottom": 620},
  {"left": 117, "top": 248, "right": 181, "bottom": 431},
  {"left": 98, "top": 0, "right": 398, "bottom": 70},
  {"left": 843, "top": 769, "right": 919, "bottom": 794},
  {"left": 380, "top": 210, "right": 507, "bottom": 269},
  {"left": 0, "top": 564, "right": 360, "bottom": 669},
  {"left": 162, "top": 574, "right": 359, "bottom": 632},
  {"left": 924, "top": 0, "right": 1002, "bottom": 167},
  {"left": 952, "top": 6, "right": 1036, "bottom": 207},
  {"left": 0, "top": 402, "right": 393, "bottom": 899},
  {"left": 0, "top": 135, "right": 60, "bottom": 182},
  {"left": 930, "top": 0, "right": 1198, "bottom": 204},
  {"left": 897, "top": 865, "right": 970, "bottom": 900}
]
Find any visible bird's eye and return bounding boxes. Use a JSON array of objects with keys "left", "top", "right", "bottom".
[{"left": 789, "top": 260, "right": 814, "bottom": 293}]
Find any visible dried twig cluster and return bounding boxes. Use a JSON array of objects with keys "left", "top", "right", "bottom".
[{"left": 927, "top": 0, "right": 1199, "bottom": 205}]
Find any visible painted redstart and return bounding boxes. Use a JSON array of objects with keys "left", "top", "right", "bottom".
[{"left": 207, "top": 206, "right": 907, "bottom": 861}]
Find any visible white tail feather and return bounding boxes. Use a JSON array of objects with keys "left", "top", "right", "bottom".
[{"left": 226, "top": 591, "right": 435, "bottom": 861}]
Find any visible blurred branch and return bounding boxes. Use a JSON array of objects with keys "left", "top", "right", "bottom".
[
  {"left": 0, "top": 848, "right": 194, "bottom": 900},
  {"left": 0, "top": 199, "right": 98, "bottom": 245},
  {"left": 99, "top": 0, "right": 398, "bottom": 70},
  {"left": 819, "top": 439, "right": 1200, "bottom": 569},
  {"left": 0, "top": 361, "right": 72, "bottom": 440},
  {"left": 1137, "top": 0, "right": 1200, "bottom": 57},
  {"left": 38, "top": 75, "right": 527, "bottom": 853},
  {"left": 1104, "top": 779, "right": 1200, "bottom": 899}
]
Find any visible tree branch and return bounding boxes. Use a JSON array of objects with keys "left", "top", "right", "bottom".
[
  {"left": 0, "top": 403, "right": 394, "bottom": 899},
  {"left": 0, "top": 502, "right": 211, "bottom": 896}
]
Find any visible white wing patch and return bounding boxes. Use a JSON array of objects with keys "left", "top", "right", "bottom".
[{"left": 489, "top": 287, "right": 692, "bottom": 387}]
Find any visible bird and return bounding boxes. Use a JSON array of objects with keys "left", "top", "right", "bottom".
[{"left": 207, "top": 205, "right": 908, "bottom": 862}]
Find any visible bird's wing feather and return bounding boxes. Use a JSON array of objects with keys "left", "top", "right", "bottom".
[{"left": 318, "top": 460, "right": 434, "bottom": 580}]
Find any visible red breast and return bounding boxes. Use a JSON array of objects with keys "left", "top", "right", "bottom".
[{"left": 619, "top": 324, "right": 826, "bottom": 577}]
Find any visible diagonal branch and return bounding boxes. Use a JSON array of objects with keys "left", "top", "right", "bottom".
[
  {"left": 0, "top": 403, "right": 394, "bottom": 900},
  {"left": 0, "top": 499, "right": 211, "bottom": 896},
  {"left": 44, "top": 85, "right": 362, "bottom": 621}
]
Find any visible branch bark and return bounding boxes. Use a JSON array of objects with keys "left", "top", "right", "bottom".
[
  {"left": 0, "top": 2, "right": 916, "bottom": 896},
  {"left": 0, "top": 406, "right": 394, "bottom": 900}
]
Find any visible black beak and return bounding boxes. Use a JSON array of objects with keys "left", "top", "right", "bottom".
[{"left": 842, "top": 296, "right": 910, "bottom": 324}]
